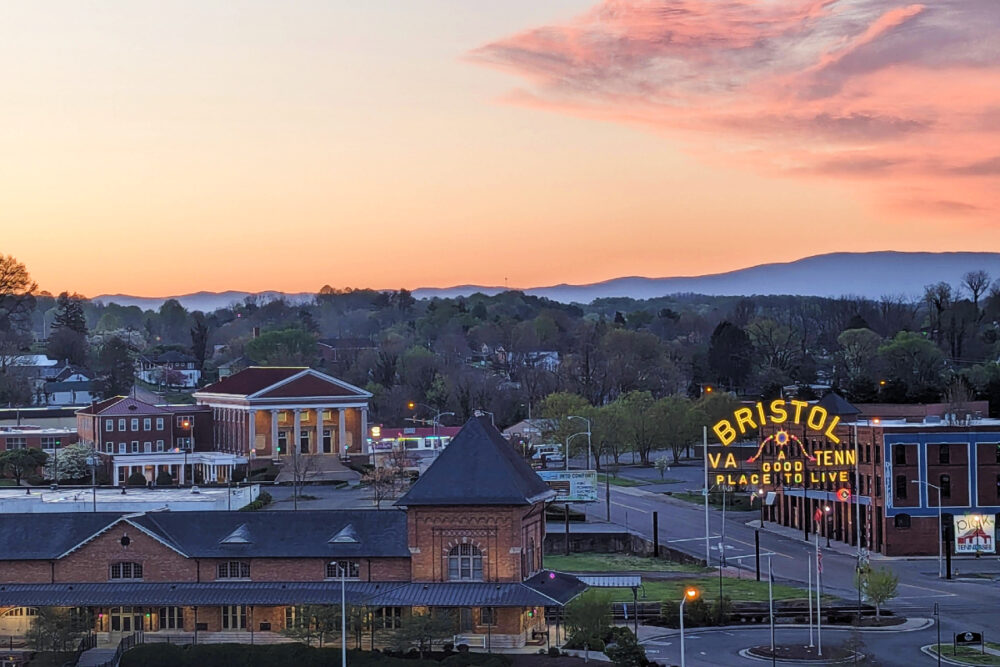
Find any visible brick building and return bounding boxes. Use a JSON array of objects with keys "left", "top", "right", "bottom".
[
  {"left": 0, "top": 425, "right": 77, "bottom": 452},
  {"left": 0, "top": 416, "right": 584, "bottom": 648},
  {"left": 758, "top": 394, "right": 1000, "bottom": 556}
]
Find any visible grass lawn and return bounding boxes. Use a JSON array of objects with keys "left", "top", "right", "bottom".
[
  {"left": 545, "top": 553, "right": 709, "bottom": 574},
  {"left": 0, "top": 479, "right": 18, "bottom": 486},
  {"left": 671, "top": 491, "right": 758, "bottom": 512},
  {"left": 928, "top": 643, "right": 1000, "bottom": 666},
  {"left": 25, "top": 652, "right": 75, "bottom": 667},
  {"left": 607, "top": 476, "right": 649, "bottom": 487},
  {"left": 579, "top": 576, "right": 810, "bottom": 604}
]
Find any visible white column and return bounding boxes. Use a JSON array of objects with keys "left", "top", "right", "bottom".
[
  {"left": 293, "top": 409, "right": 302, "bottom": 456},
  {"left": 338, "top": 408, "right": 347, "bottom": 456},
  {"left": 315, "top": 408, "right": 324, "bottom": 454},
  {"left": 360, "top": 407, "right": 369, "bottom": 455},
  {"left": 270, "top": 409, "right": 279, "bottom": 456},
  {"left": 248, "top": 409, "right": 257, "bottom": 455}
]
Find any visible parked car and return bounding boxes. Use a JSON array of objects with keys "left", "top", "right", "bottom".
[{"left": 531, "top": 444, "right": 565, "bottom": 465}]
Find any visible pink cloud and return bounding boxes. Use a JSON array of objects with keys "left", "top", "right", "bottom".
[{"left": 472, "top": 0, "right": 1000, "bottom": 219}]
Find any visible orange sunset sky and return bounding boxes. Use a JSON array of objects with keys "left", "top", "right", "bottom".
[{"left": 2, "top": 1, "right": 998, "bottom": 297}]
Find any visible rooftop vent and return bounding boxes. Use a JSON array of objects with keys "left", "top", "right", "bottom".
[
  {"left": 220, "top": 523, "right": 252, "bottom": 544},
  {"left": 328, "top": 524, "right": 359, "bottom": 544}
]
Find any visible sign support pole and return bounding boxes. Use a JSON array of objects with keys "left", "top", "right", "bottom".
[{"left": 703, "top": 426, "right": 710, "bottom": 566}]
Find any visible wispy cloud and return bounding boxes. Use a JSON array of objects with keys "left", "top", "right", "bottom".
[{"left": 472, "top": 0, "right": 1000, "bottom": 218}]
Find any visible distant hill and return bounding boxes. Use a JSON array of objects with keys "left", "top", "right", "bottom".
[{"left": 93, "top": 251, "right": 1000, "bottom": 310}]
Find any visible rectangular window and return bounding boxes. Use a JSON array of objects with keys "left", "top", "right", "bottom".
[
  {"left": 895, "top": 475, "right": 907, "bottom": 499},
  {"left": 377, "top": 607, "right": 402, "bottom": 629},
  {"left": 106, "top": 419, "right": 114, "bottom": 432},
  {"left": 217, "top": 561, "right": 250, "bottom": 579},
  {"left": 109, "top": 562, "right": 143, "bottom": 580},
  {"left": 481, "top": 607, "right": 497, "bottom": 627},
  {"left": 940, "top": 474, "right": 951, "bottom": 499},
  {"left": 326, "top": 560, "right": 360, "bottom": 579},
  {"left": 118, "top": 419, "right": 126, "bottom": 432},
  {"left": 131, "top": 441, "right": 139, "bottom": 453},
  {"left": 40, "top": 437, "right": 59, "bottom": 448},
  {"left": 119, "top": 443, "right": 126, "bottom": 454},
  {"left": 875, "top": 476, "right": 882, "bottom": 498},
  {"left": 939, "top": 445, "right": 950, "bottom": 465},
  {"left": 144, "top": 442, "right": 152, "bottom": 453},
  {"left": 156, "top": 418, "right": 164, "bottom": 430},
  {"left": 144, "top": 418, "right": 151, "bottom": 431},
  {"left": 222, "top": 605, "right": 246, "bottom": 630},
  {"left": 156, "top": 440, "right": 164, "bottom": 452},
  {"left": 894, "top": 446, "right": 906, "bottom": 465},
  {"left": 130, "top": 418, "right": 139, "bottom": 431},
  {"left": 6, "top": 437, "right": 27, "bottom": 450},
  {"left": 159, "top": 607, "right": 183, "bottom": 630},
  {"left": 106, "top": 442, "right": 114, "bottom": 453},
  {"left": 176, "top": 437, "right": 191, "bottom": 450}
]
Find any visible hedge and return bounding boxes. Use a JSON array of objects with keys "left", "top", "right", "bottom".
[{"left": 238, "top": 490, "right": 273, "bottom": 512}]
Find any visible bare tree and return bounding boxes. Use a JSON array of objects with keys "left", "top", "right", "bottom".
[
  {"left": 963, "top": 270, "right": 991, "bottom": 314},
  {"left": 923, "top": 282, "right": 953, "bottom": 345}
]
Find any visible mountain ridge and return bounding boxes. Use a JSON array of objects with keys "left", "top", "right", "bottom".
[{"left": 91, "top": 251, "right": 1000, "bottom": 311}]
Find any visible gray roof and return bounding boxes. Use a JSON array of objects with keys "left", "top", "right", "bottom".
[
  {"left": 817, "top": 392, "right": 861, "bottom": 417},
  {"left": 396, "top": 416, "right": 555, "bottom": 507},
  {"left": 0, "top": 510, "right": 409, "bottom": 560},
  {"left": 0, "top": 575, "right": 584, "bottom": 608}
]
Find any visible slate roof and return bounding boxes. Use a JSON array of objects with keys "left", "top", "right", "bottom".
[
  {"left": 817, "top": 392, "right": 861, "bottom": 418},
  {"left": 256, "top": 374, "right": 364, "bottom": 398},
  {"left": 396, "top": 416, "right": 555, "bottom": 507},
  {"left": 0, "top": 576, "right": 583, "bottom": 608},
  {"left": 76, "top": 396, "right": 173, "bottom": 417},
  {"left": 0, "top": 510, "right": 409, "bottom": 560}
]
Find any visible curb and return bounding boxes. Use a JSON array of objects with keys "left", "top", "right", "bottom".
[
  {"left": 918, "top": 644, "right": 999, "bottom": 666},
  {"left": 640, "top": 617, "right": 933, "bottom": 642},
  {"left": 738, "top": 647, "right": 863, "bottom": 665}
]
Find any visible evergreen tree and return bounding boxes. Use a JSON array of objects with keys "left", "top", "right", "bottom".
[
  {"left": 52, "top": 292, "right": 88, "bottom": 335},
  {"left": 93, "top": 338, "right": 134, "bottom": 398}
]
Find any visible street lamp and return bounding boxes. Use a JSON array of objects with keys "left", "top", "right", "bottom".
[
  {"left": 679, "top": 587, "right": 699, "bottom": 667},
  {"left": 406, "top": 402, "right": 455, "bottom": 439},
  {"left": 912, "top": 480, "right": 944, "bottom": 578},
  {"left": 824, "top": 505, "right": 832, "bottom": 548},
  {"left": 567, "top": 416, "right": 592, "bottom": 470},
  {"left": 565, "top": 432, "right": 589, "bottom": 472},
  {"left": 181, "top": 419, "right": 194, "bottom": 486}
]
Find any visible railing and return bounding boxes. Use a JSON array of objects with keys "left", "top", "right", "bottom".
[{"left": 94, "top": 631, "right": 142, "bottom": 667}]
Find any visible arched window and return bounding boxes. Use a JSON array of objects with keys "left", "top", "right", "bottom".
[
  {"left": 894, "top": 514, "right": 911, "bottom": 529},
  {"left": 448, "top": 544, "right": 483, "bottom": 581}
]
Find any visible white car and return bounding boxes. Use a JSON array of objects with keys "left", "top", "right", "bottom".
[{"left": 531, "top": 444, "right": 565, "bottom": 463}]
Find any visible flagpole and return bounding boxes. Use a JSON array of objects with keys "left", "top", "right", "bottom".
[{"left": 807, "top": 556, "right": 814, "bottom": 647}]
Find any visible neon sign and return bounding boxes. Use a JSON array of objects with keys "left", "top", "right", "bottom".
[{"left": 713, "top": 399, "right": 841, "bottom": 446}]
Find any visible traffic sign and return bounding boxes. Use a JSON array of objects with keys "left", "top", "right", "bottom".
[{"left": 836, "top": 488, "right": 851, "bottom": 502}]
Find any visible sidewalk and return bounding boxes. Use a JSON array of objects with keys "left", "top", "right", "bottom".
[{"left": 636, "top": 616, "right": 934, "bottom": 642}]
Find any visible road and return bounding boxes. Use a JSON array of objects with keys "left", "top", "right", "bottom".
[{"left": 569, "top": 466, "right": 1000, "bottom": 665}]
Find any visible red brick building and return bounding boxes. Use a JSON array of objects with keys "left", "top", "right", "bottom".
[
  {"left": 0, "top": 416, "right": 584, "bottom": 648},
  {"left": 757, "top": 394, "right": 1000, "bottom": 557},
  {"left": 0, "top": 425, "right": 77, "bottom": 452}
]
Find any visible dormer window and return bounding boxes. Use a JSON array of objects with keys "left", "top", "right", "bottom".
[
  {"left": 326, "top": 560, "right": 360, "bottom": 579},
  {"left": 110, "top": 562, "right": 143, "bottom": 580}
]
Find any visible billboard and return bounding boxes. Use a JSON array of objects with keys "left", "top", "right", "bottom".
[
  {"left": 954, "top": 514, "right": 995, "bottom": 554},
  {"left": 538, "top": 470, "right": 599, "bottom": 502}
]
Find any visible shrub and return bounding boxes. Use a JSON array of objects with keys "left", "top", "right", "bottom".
[
  {"left": 155, "top": 471, "right": 174, "bottom": 487},
  {"left": 127, "top": 472, "right": 146, "bottom": 487},
  {"left": 232, "top": 465, "right": 247, "bottom": 483},
  {"left": 548, "top": 646, "right": 561, "bottom": 657}
]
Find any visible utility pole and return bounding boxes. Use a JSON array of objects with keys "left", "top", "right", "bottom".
[{"left": 703, "top": 426, "right": 710, "bottom": 566}]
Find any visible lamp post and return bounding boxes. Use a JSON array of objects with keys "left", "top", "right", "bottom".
[
  {"left": 824, "top": 505, "right": 832, "bottom": 548},
  {"left": 566, "top": 432, "right": 589, "bottom": 472},
  {"left": 679, "top": 587, "right": 699, "bottom": 667},
  {"left": 181, "top": 418, "right": 193, "bottom": 486},
  {"left": 86, "top": 448, "right": 97, "bottom": 512},
  {"left": 912, "top": 480, "right": 943, "bottom": 578},
  {"left": 567, "top": 415, "right": 592, "bottom": 469}
]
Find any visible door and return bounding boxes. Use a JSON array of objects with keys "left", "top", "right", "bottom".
[
  {"left": 459, "top": 608, "right": 473, "bottom": 633},
  {"left": 222, "top": 605, "right": 246, "bottom": 630},
  {"left": 111, "top": 607, "right": 142, "bottom": 632}
]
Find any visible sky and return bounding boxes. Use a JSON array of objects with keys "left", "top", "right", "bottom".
[{"left": 2, "top": 1, "right": 998, "bottom": 297}]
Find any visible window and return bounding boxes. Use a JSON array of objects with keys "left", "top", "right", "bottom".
[
  {"left": 894, "top": 514, "right": 911, "bottom": 529},
  {"left": 326, "top": 560, "right": 360, "bottom": 579},
  {"left": 106, "top": 419, "right": 114, "bottom": 432},
  {"left": 176, "top": 437, "right": 192, "bottom": 450},
  {"left": 996, "top": 474, "right": 1000, "bottom": 501},
  {"left": 875, "top": 476, "right": 882, "bottom": 497},
  {"left": 130, "top": 418, "right": 139, "bottom": 431},
  {"left": 940, "top": 474, "right": 951, "bottom": 499},
  {"left": 159, "top": 607, "right": 182, "bottom": 630},
  {"left": 376, "top": 607, "right": 402, "bottom": 629},
  {"left": 118, "top": 419, "right": 126, "bottom": 431},
  {"left": 156, "top": 418, "right": 164, "bottom": 430},
  {"left": 110, "top": 562, "right": 143, "bottom": 580},
  {"left": 448, "top": 543, "right": 483, "bottom": 581},
  {"left": 895, "top": 476, "right": 907, "bottom": 499},
  {"left": 131, "top": 441, "right": 139, "bottom": 453},
  {"left": 156, "top": 440, "right": 164, "bottom": 452},
  {"left": 5, "top": 437, "right": 27, "bottom": 450},
  {"left": 300, "top": 431, "right": 310, "bottom": 454},
  {"left": 939, "top": 445, "right": 950, "bottom": 465},
  {"left": 996, "top": 444, "right": 1000, "bottom": 465},
  {"left": 222, "top": 605, "right": 246, "bottom": 630},
  {"left": 894, "top": 445, "right": 906, "bottom": 465},
  {"left": 40, "top": 437, "right": 60, "bottom": 448},
  {"left": 105, "top": 442, "right": 114, "bottom": 453},
  {"left": 323, "top": 429, "right": 332, "bottom": 453},
  {"left": 144, "top": 442, "right": 151, "bottom": 453},
  {"left": 118, "top": 443, "right": 126, "bottom": 454},
  {"left": 217, "top": 561, "right": 250, "bottom": 579},
  {"left": 277, "top": 432, "right": 288, "bottom": 454},
  {"left": 480, "top": 607, "right": 497, "bottom": 627},
  {"left": 143, "top": 418, "right": 151, "bottom": 431}
]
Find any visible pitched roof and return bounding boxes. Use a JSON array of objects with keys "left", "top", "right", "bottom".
[
  {"left": 196, "top": 367, "right": 304, "bottom": 396},
  {"left": 151, "top": 351, "right": 197, "bottom": 363},
  {"left": 396, "top": 416, "right": 555, "bottom": 507},
  {"left": 76, "top": 396, "right": 173, "bottom": 416},
  {"left": 0, "top": 510, "right": 409, "bottom": 560},
  {"left": 256, "top": 373, "right": 365, "bottom": 399},
  {"left": 817, "top": 392, "right": 861, "bottom": 418}
]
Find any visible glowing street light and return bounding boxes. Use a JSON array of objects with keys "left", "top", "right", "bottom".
[{"left": 680, "top": 587, "right": 700, "bottom": 667}]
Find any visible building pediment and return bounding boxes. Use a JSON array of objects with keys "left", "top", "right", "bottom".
[{"left": 195, "top": 367, "right": 371, "bottom": 403}]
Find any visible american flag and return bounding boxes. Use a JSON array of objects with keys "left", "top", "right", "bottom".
[{"left": 817, "top": 549, "right": 824, "bottom": 574}]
